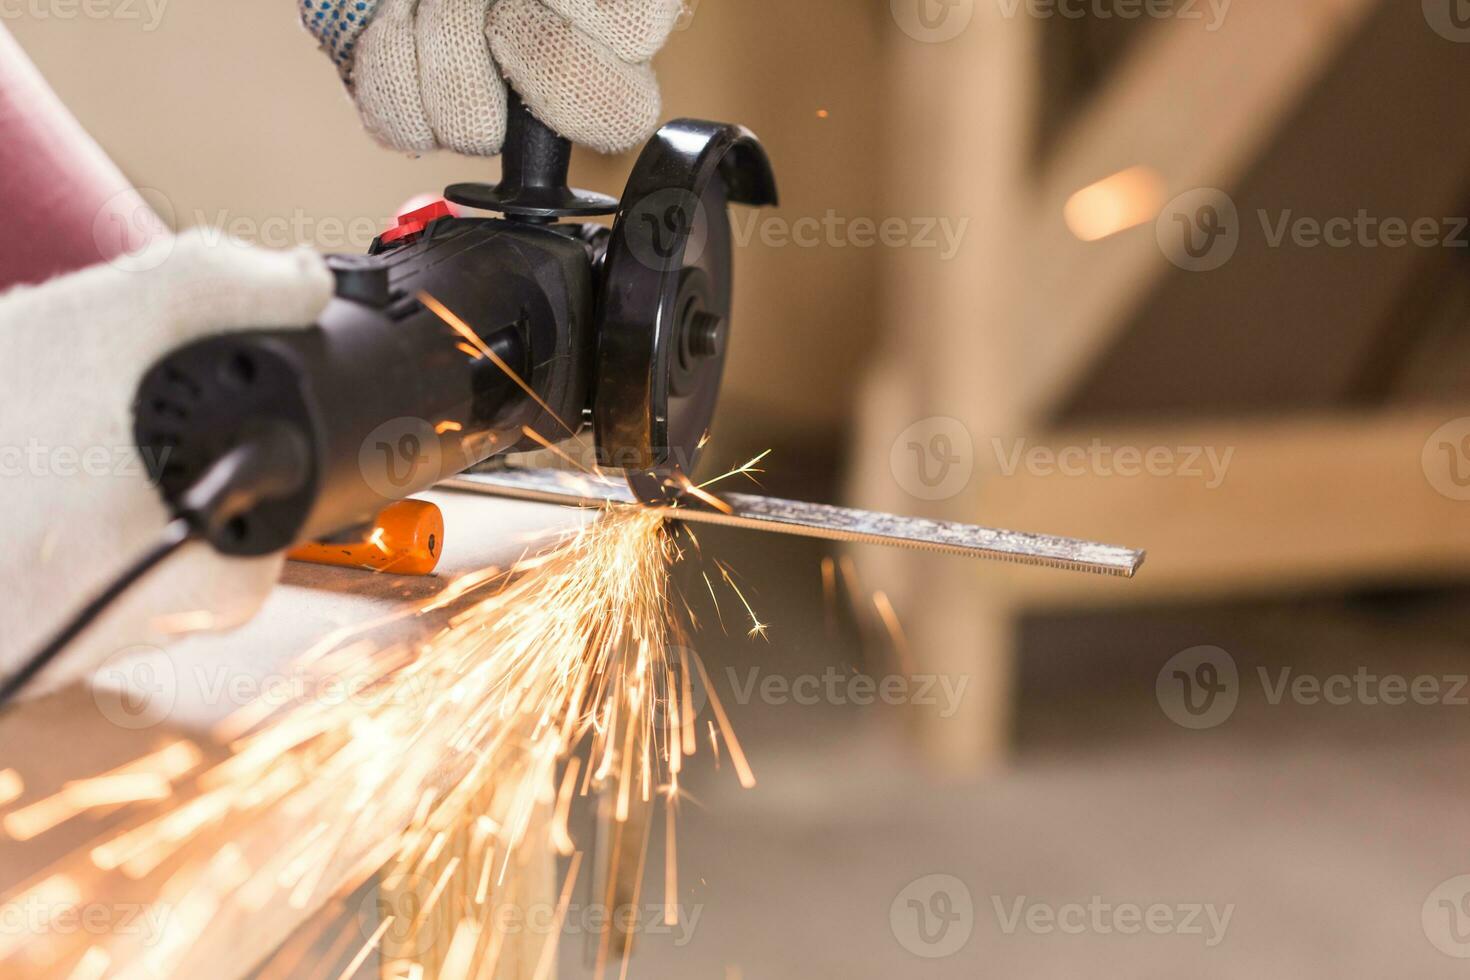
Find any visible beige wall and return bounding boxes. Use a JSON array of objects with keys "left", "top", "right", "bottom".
[{"left": 7, "top": 0, "right": 885, "bottom": 440}]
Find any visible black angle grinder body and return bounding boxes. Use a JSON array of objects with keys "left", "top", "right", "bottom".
[{"left": 133, "top": 96, "right": 776, "bottom": 557}]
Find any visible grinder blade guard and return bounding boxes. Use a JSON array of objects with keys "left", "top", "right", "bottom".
[{"left": 593, "top": 120, "right": 777, "bottom": 503}]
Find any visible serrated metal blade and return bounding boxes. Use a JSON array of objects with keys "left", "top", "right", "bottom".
[{"left": 442, "top": 469, "right": 1145, "bottom": 578}]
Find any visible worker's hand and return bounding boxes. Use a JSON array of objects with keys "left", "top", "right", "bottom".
[
  {"left": 0, "top": 231, "right": 333, "bottom": 699},
  {"left": 300, "top": 0, "right": 683, "bottom": 156}
]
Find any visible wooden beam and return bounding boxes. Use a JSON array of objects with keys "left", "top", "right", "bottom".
[
  {"left": 967, "top": 407, "right": 1470, "bottom": 606},
  {"left": 1011, "top": 0, "right": 1380, "bottom": 420}
]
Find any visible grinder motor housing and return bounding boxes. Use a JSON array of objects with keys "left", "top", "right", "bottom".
[{"left": 132, "top": 97, "right": 777, "bottom": 557}]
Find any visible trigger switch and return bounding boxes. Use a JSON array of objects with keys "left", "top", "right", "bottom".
[{"left": 326, "top": 255, "right": 391, "bottom": 308}]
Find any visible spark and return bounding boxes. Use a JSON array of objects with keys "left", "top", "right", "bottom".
[
  {"left": 716, "top": 561, "right": 767, "bottom": 640},
  {"left": 702, "top": 571, "right": 727, "bottom": 634},
  {"left": 519, "top": 424, "right": 609, "bottom": 481},
  {"left": 434, "top": 420, "right": 463, "bottom": 434},
  {"left": 337, "top": 915, "right": 393, "bottom": 980},
  {"left": 0, "top": 768, "right": 22, "bottom": 807},
  {"left": 419, "top": 291, "right": 579, "bottom": 440},
  {"left": 872, "top": 590, "right": 915, "bottom": 676},
  {"left": 440, "top": 919, "right": 482, "bottom": 980},
  {"left": 532, "top": 852, "right": 583, "bottom": 980},
  {"left": 664, "top": 794, "right": 679, "bottom": 925},
  {"left": 674, "top": 473, "right": 734, "bottom": 514},
  {"left": 64, "top": 947, "right": 109, "bottom": 980},
  {"left": 1063, "top": 165, "right": 1165, "bottom": 242},
  {"left": 697, "top": 449, "right": 771, "bottom": 491},
  {"left": 820, "top": 556, "right": 837, "bottom": 637},
  {"left": 2, "top": 483, "right": 775, "bottom": 977}
]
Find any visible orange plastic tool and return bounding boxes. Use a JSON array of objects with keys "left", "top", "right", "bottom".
[{"left": 287, "top": 499, "right": 445, "bottom": 575}]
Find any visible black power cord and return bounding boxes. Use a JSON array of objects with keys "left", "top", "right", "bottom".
[
  {"left": 0, "top": 423, "right": 311, "bottom": 711},
  {"left": 0, "top": 518, "right": 193, "bottom": 707}
]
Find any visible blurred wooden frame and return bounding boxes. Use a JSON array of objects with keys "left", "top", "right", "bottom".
[{"left": 853, "top": 0, "right": 1470, "bottom": 768}]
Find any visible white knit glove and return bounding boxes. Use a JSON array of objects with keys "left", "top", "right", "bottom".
[
  {"left": 0, "top": 231, "right": 334, "bottom": 699},
  {"left": 300, "top": 0, "right": 683, "bottom": 156}
]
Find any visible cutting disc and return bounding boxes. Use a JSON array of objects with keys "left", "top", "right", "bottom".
[{"left": 595, "top": 175, "right": 734, "bottom": 504}]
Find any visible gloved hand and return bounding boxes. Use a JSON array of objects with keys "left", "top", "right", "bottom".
[
  {"left": 0, "top": 231, "right": 334, "bottom": 699},
  {"left": 300, "top": 0, "right": 683, "bottom": 156}
]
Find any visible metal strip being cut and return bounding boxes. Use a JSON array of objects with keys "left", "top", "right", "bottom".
[{"left": 442, "top": 469, "right": 1146, "bottom": 578}]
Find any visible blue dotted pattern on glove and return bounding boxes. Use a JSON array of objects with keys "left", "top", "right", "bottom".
[{"left": 300, "top": 0, "right": 380, "bottom": 83}]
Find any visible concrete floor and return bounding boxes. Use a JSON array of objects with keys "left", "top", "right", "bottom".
[{"left": 557, "top": 524, "right": 1470, "bottom": 979}]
